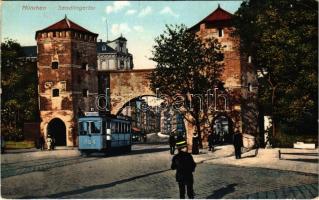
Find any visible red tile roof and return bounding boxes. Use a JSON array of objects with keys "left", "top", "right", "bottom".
[
  {"left": 36, "top": 16, "right": 98, "bottom": 37},
  {"left": 190, "top": 6, "right": 233, "bottom": 30}
]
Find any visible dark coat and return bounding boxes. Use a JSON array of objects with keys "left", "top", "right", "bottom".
[
  {"left": 169, "top": 135, "right": 176, "bottom": 147},
  {"left": 233, "top": 133, "right": 243, "bottom": 148},
  {"left": 171, "top": 151, "right": 196, "bottom": 183},
  {"left": 208, "top": 134, "right": 213, "bottom": 146}
]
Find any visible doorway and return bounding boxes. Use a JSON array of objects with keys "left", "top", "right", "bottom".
[{"left": 47, "top": 118, "right": 66, "bottom": 146}]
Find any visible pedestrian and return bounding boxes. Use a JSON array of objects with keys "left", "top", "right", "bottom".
[
  {"left": 171, "top": 140, "right": 196, "bottom": 199},
  {"left": 233, "top": 131, "right": 243, "bottom": 159},
  {"left": 46, "top": 135, "right": 52, "bottom": 150},
  {"left": 51, "top": 137, "right": 55, "bottom": 150},
  {"left": 208, "top": 132, "right": 214, "bottom": 152},
  {"left": 192, "top": 133, "right": 199, "bottom": 155},
  {"left": 1, "top": 135, "right": 5, "bottom": 154},
  {"left": 169, "top": 133, "right": 176, "bottom": 155},
  {"left": 39, "top": 135, "right": 45, "bottom": 151}
]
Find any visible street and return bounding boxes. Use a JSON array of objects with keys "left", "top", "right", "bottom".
[{"left": 1, "top": 144, "right": 318, "bottom": 199}]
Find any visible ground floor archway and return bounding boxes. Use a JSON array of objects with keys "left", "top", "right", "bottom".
[
  {"left": 212, "top": 115, "right": 234, "bottom": 144},
  {"left": 47, "top": 118, "right": 66, "bottom": 146}
]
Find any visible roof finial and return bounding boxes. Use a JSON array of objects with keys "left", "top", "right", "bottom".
[
  {"left": 218, "top": 3, "right": 221, "bottom": 8},
  {"left": 65, "top": 14, "right": 71, "bottom": 28}
]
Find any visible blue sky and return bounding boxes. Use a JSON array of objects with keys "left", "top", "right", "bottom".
[{"left": 2, "top": 1, "right": 242, "bottom": 68}]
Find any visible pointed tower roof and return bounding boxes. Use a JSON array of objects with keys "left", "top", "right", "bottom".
[
  {"left": 35, "top": 16, "right": 98, "bottom": 38},
  {"left": 190, "top": 6, "right": 233, "bottom": 30}
]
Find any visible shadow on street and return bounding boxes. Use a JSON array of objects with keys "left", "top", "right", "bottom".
[
  {"left": 206, "top": 183, "right": 238, "bottom": 199},
  {"left": 21, "top": 168, "right": 170, "bottom": 199}
]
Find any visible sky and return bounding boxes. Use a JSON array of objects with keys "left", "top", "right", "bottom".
[{"left": 1, "top": 1, "right": 242, "bottom": 69}]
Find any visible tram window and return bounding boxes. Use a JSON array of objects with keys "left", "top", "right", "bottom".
[
  {"left": 102, "top": 121, "right": 106, "bottom": 135},
  {"left": 115, "top": 122, "right": 119, "bottom": 133},
  {"left": 119, "top": 122, "right": 122, "bottom": 133},
  {"left": 79, "top": 122, "right": 88, "bottom": 135},
  {"left": 90, "top": 121, "right": 101, "bottom": 134},
  {"left": 128, "top": 124, "right": 131, "bottom": 132},
  {"left": 111, "top": 122, "right": 115, "bottom": 133},
  {"left": 123, "top": 123, "right": 126, "bottom": 133},
  {"left": 107, "top": 120, "right": 110, "bottom": 129}
]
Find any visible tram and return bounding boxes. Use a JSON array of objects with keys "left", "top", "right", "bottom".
[{"left": 78, "top": 112, "right": 132, "bottom": 155}]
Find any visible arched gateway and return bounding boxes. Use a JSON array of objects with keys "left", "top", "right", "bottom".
[{"left": 47, "top": 118, "right": 67, "bottom": 146}]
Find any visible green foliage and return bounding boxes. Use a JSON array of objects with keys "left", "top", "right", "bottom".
[
  {"left": 1, "top": 38, "right": 39, "bottom": 139},
  {"left": 150, "top": 24, "right": 225, "bottom": 146},
  {"left": 234, "top": 0, "right": 318, "bottom": 135}
]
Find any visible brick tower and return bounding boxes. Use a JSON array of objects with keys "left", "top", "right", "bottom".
[
  {"left": 35, "top": 16, "right": 98, "bottom": 146},
  {"left": 189, "top": 6, "right": 258, "bottom": 147}
]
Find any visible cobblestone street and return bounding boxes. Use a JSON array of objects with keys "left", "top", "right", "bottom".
[{"left": 1, "top": 144, "right": 318, "bottom": 199}]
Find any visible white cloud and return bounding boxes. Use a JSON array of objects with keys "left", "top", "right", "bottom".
[
  {"left": 106, "top": 1, "right": 130, "bottom": 14},
  {"left": 111, "top": 23, "right": 131, "bottom": 35},
  {"left": 126, "top": 9, "right": 137, "bottom": 15},
  {"left": 138, "top": 6, "right": 152, "bottom": 17},
  {"left": 133, "top": 25, "right": 144, "bottom": 32},
  {"left": 160, "top": 6, "right": 179, "bottom": 18}
]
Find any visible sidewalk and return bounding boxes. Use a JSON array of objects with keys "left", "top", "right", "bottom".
[{"left": 192, "top": 145, "right": 319, "bottom": 175}]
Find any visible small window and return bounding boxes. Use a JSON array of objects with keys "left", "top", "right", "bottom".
[
  {"left": 82, "top": 63, "right": 88, "bottom": 70},
  {"left": 248, "top": 83, "right": 253, "bottom": 92},
  {"left": 77, "top": 75, "right": 82, "bottom": 84},
  {"left": 120, "top": 60, "right": 124, "bottom": 69},
  {"left": 52, "top": 62, "right": 59, "bottom": 69},
  {"left": 52, "top": 89, "right": 59, "bottom": 97},
  {"left": 83, "top": 89, "right": 88, "bottom": 97},
  {"left": 102, "top": 45, "right": 106, "bottom": 51},
  {"left": 53, "top": 32, "right": 56, "bottom": 37},
  {"left": 248, "top": 56, "right": 252, "bottom": 63},
  {"left": 218, "top": 28, "right": 223, "bottom": 37}
]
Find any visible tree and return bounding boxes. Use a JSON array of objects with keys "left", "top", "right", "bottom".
[
  {"left": 233, "top": 0, "right": 318, "bottom": 141},
  {"left": 1, "top": 38, "right": 39, "bottom": 140},
  {"left": 150, "top": 24, "right": 224, "bottom": 148}
]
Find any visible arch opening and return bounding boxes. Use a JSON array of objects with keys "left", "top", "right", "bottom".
[
  {"left": 212, "top": 115, "right": 233, "bottom": 144},
  {"left": 47, "top": 118, "right": 66, "bottom": 146}
]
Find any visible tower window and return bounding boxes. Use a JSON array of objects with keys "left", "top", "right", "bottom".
[
  {"left": 248, "top": 83, "right": 253, "bottom": 92},
  {"left": 82, "top": 63, "right": 88, "bottom": 71},
  {"left": 120, "top": 60, "right": 124, "bottom": 69},
  {"left": 218, "top": 28, "right": 224, "bottom": 37},
  {"left": 52, "top": 62, "right": 59, "bottom": 69},
  {"left": 248, "top": 56, "right": 252, "bottom": 63},
  {"left": 83, "top": 89, "right": 88, "bottom": 97},
  {"left": 52, "top": 89, "right": 59, "bottom": 97}
]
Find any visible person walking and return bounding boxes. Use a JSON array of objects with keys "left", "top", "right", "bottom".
[
  {"left": 192, "top": 133, "right": 199, "bottom": 155},
  {"left": 39, "top": 135, "right": 45, "bottom": 151},
  {"left": 171, "top": 140, "right": 196, "bottom": 199},
  {"left": 46, "top": 135, "right": 52, "bottom": 151},
  {"left": 233, "top": 131, "right": 243, "bottom": 159},
  {"left": 208, "top": 132, "right": 214, "bottom": 152},
  {"left": 169, "top": 133, "right": 176, "bottom": 155}
]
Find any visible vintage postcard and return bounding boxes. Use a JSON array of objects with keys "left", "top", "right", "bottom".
[{"left": 1, "top": 0, "right": 318, "bottom": 199}]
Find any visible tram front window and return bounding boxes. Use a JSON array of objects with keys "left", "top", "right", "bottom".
[
  {"left": 79, "top": 122, "right": 88, "bottom": 135},
  {"left": 90, "top": 121, "right": 101, "bottom": 134}
]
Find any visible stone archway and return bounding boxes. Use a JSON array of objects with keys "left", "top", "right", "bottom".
[
  {"left": 211, "top": 114, "right": 234, "bottom": 144},
  {"left": 47, "top": 118, "right": 66, "bottom": 146}
]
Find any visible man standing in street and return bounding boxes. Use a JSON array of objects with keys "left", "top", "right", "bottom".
[
  {"left": 169, "top": 133, "right": 176, "bottom": 155},
  {"left": 208, "top": 131, "right": 214, "bottom": 152},
  {"left": 233, "top": 131, "right": 243, "bottom": 159},
  {"left": 171, "top": 140, "right": 196, "bottom": 199}
]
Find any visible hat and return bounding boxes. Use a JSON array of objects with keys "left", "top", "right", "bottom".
[{"left": 176, "top": 140, "right": 187, "bottom": 149}]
